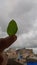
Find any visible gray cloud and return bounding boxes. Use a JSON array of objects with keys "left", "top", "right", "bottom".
[{"left": 0, "top": 0, "right": 37, "bottom": 50}]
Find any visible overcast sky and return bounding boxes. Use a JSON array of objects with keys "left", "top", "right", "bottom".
[{"left": 0, "top": 0, "right": 37, "bottom": 52}]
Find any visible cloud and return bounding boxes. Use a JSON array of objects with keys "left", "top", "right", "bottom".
[
  {"left": 0, "top": 0, "right": 19, "bottom": 31},
  {"left": 0, "top": 0, "right": 34, "bottom": 32},
  {"left": 0, "top": 0, "right": 37, "bottom": 50},
  {"left": 10, "top": 19, "right": 37, "bottom": 49},
  {"left": 11, "top": 29, "right": 37, "bottom": 49}
]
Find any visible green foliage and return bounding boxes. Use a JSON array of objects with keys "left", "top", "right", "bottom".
[{"left": 7, "top": 19, "right": 18, "bottom": 36}]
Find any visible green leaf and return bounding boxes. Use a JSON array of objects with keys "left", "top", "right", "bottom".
[{"left": 7, "top": 19, "right": 18, "bottom": 36}]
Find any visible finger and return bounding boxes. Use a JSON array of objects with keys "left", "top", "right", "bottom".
[{"left": 0, "top": 35, "right": 17, "bottom": 52}]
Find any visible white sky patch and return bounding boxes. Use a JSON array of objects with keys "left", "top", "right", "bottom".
[
  {"left": 10, "top": 29, "right": 37, "bottom": 49},
  {"left": 0, "top": 27, "right": 2, "bottom": 34},
  {"left": 0, "top": 27, "right": 8, "bottom": 38},
  {"left": 33, "top": 19, "right": 37, "bottom": 31}
]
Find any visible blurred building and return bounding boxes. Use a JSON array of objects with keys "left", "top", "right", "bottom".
[
  {"left": 5, "top": 48, "right": 37, "bottom": 64},
  {"left": 6, "top": 48, "right": 17, "bottom": 59}
]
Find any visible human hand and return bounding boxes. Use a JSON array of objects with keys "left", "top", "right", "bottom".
[{"left": 0, "top": 35, "right": 17, "bottom": 65}]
